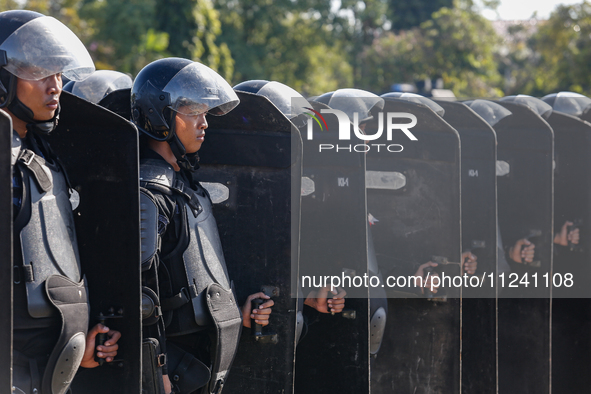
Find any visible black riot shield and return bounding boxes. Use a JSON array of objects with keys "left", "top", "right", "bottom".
[
  {"left": 0, "top": 110, "right": 12, "bottom": 393},
  {"left": 492, "top": 101, "right": 554, "bottom": 291},
  {"left": 47, "top": 92, "right": 142, "bottom": 394},
  {"left": 98, "top": 88, "right": 132, "bottom": 120},
  {"left": 196, "top": 91, "right": 302, "bottom": 394},
  {"left": 544, "top": 111, "right": 591, "bottom": 392},
  {"left": 365, "top": 99, "right": 462, "bottom": 394},
  {"left": 484, "top": 100, "right": 553, "bottom": 394},
  {"left": 436, "top": 100, "right": 498, "bottom": 394},
  {"left": 294, "top": 100, "right": 370, "bottom": 394},
  {"left": 544, "top": 111, "right": 591, "bottom": 297}
]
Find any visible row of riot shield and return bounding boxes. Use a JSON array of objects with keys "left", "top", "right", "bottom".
[
  {"left": 5, "top": 88, "right": 591, "bottom": 394},
  {"left": 202, "top": 92, "right": 591, "bottom": 394}
]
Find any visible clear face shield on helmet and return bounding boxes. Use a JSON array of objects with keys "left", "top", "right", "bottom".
[
  {"left": 465, "top": 99, "right": 512, "bottom": 127},
  {"left": 0, "top": 16, "right": 95, "bottom": 81},
  {"left": 254, "top": 81, "right": 311, "bottom": 127},
  {"left": 381, "top": 92, "right": 445, "bottom": 118},
  {"left": 500, "top": 95, "right": 553, "bottom": 119},
  {"left": 70, "top": 70, "right": 132, "bottom": 104},
  {"left": 162, "top": 62, "right": 239, "bottom": 117},
  {"left": 542, "top": 92, "right": 591, "bottom": 117},
  {"left": 319, "top": 88, "right": 385, "bottom": 124}
]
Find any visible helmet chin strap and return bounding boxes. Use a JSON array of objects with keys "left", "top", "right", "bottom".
[
  {"left": 8, "top": 94, "right": 60, "bottom": 136},
  {"left": 167, "top": 117, "right": 200, "bottom": 171}
]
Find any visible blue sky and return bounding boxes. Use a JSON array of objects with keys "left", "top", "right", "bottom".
[{"left": 482, "top": 0, "right": 583, "bottom": 20}]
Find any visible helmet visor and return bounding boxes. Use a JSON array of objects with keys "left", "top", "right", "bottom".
[
  {"left": 465, "top": 99, "right": 512, "bottom": 127},
  {"left": 543, "top": 92, "right": 591, "bottom": 116},
  {"left": 257, "top": 81, "right": 309, "bottom": 119},
  {"left": 71, "top": 70, "right": 132, "bottom": 104},
  {"left": 500, "top": 95, "right": 553, "bottom": 119},
  {"left": 323, "top": 88, "right": 384, "bottom": 124},
  {"left": 163, "top": 62, "right": 239, "bottom": 116},
  {"left": 381, "top": 92, "right": 445, "bottom": 117},
  {"left": 0, "top": 16, "right": 95, "bottom": 81}
]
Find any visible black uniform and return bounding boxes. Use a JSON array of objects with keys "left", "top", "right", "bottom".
[
  {"left": 12, "top": 130, "right": 88, "bottom": 394},
  {"left": 140, "top": 146, "right": 241, "bottom": 394}
]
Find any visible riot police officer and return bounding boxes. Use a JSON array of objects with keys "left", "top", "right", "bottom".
[
  {"left": 0, "top": 10, "right": 121, "bottom": 394},
  {"left": 131, "top": 59, "right": 274, "bottom": 394}
]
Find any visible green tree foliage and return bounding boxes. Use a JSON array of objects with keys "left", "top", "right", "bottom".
[
  {"left": 387, "top": 0, "right": 453, "bottom": 30},
  {"left": 154, "top": 0, "right": 233, "bottom": 79},
  {"left": 527, "top": 1, "right": 591, "bottom": 95},
  {"left": 0, "top": 0, "right": 20, "bottom": 12},
  {"left": 16, "top": 0, "right": 93, "bottom": 44},
  {"left": 214, "top": 0, "right": 353, "bottom": 95},
  {"left": 494, "top": 21, "right": 541, "bottom": 95},
  {"left": 9, "top": 0, "right": 591, "bottom": 100},
  {"left": 14, "top": 0, "right": 231, "bottom": 76},
  {"left": 360, "top": 6, "right": 503, "bottom": 97},
  {"left": 80, "top": 0, "right": 160, "bottom": 73}
]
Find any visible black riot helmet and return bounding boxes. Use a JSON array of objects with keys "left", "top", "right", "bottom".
[
  {"left": 312, "top": 88, "right": 384, "bottom": 125},
  {"left": 541, "top": 92, "right": 591, "bottom": 117},
  {"left": 381, "top": 92, "right": 445, "bottom": 117},
  {"left": 0, "top": 10, "right": 95, "bottom": 134},
  {"left": 131, "top": 57, "right": 239, "bottom": 170},
  {"left": 464, "top": 99, "right": 512, "bottom": 127},
  {"left": 65, "top": 70, "right": 133, "bottom": 118},
  {"left": 64, "top": 70, "right": 132, "bottom": 104},
  {"left": 500, "top": 94, "right": 553, "bottom": 119},
  {"left": 233, "top": 79, "right": 311, "bottom": 127}
]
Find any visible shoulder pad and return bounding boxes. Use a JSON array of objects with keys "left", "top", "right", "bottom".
[
  {"left": 11, "top": 130, "right": 22, "bottom": 166},
  {"left": 140, "top": 190, "right": 160, "bottom": 269},
  {"left": 140, "top": 159, "right": 175, "bottom": 188}
]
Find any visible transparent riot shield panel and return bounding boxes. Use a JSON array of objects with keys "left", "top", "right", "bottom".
[
  {"left": 48, "top": 92, "right": 141, "bottom": 394},
  {"left": 545, "top": 111, "right": 591, "bottom": 391},
  {"left": 294, "top": 100, "right": 370, "bottom": 394},
  {"left": 436, "top": 100, "right": 498, "bottom": 394},
  {"left": 197, "top": 91, "right": 302, "bottom": 394},
  {"left": 0, "top": 110, "right": 12, "bottom": 392},
  {"left": 493, "top": 100, "right": 553, "bottom": 394},
  {"left": 362, "top": 98, "right": 461, "bottom": 393}
]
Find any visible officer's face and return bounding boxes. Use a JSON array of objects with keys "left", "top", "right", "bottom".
[
  {"left": 16, "top": 74, "right": 62, "bottom": 121},
  {"left": 175, "top": 111, "right": 208, "bottom": 154}
]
